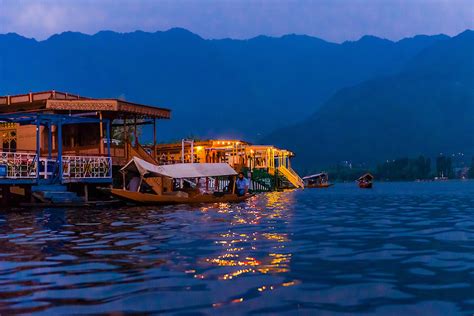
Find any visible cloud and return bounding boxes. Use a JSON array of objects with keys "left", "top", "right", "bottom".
[{"left": 1, "top": 0, "right": 473, "bottom": 42}]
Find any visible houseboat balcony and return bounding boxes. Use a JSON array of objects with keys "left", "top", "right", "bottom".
[{"left": 0, "top": 151, "right": 112, "bottom": 184}]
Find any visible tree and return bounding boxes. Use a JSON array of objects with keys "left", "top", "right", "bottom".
[{"left": 468, "top": 158, "right": 474, "bottom": 179}]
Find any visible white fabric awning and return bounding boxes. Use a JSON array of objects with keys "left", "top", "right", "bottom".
[{"left": 121, "top": 157, "right": 237, "bottom": 178}]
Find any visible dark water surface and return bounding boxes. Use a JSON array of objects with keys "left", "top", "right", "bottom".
[{"left": 1, "top": 181, "right": 473, "bottom": 315}]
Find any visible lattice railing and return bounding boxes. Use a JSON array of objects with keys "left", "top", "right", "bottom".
[
  {"left": 62, "top": 156, "right": 112, "bottom": 181},
  {"left": 0, "top": 152, "right": 37, "bottom": 179}
]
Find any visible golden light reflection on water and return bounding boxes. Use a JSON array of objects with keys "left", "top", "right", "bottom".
[
  {"left": 199, "top": 191, "right": 297, "bottom": 285},
  {"left": 191, "top": 192, "right": 300, "bottom": 309}
]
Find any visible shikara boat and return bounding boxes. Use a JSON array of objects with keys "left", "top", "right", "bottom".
[
  {"left": 302, "top": 173, "right": 334, "bottom": 188},
  {"left": 357, "top": 173, "right": 374, "bottom": 189},
  {"left": 109, "top": 157, "right": 254, "bottom": 205}
]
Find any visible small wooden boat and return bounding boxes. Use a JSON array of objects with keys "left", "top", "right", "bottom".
[
  {"left": 110, "top": 157, "right": 254, "bottom": 205},
  {"left": 357, "top": 173, "right": 374, "bottom": 189},
  {"left": 109, "top": 189, "right": 253, "bottom": 205},
  {"left": 303, "top": 172, "right": 334, "bottom": 188}
]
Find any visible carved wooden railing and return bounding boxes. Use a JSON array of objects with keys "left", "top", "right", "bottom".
[
  {"left": 62, "top": 156, "right": 112, "bottom": 182},
  {"left": 0, "top": 152, "right": 37, "bottom": 179}
]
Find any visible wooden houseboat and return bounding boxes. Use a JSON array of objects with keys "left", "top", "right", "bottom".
[
  {"left": 357, "top": 173, "right": 374, "bottom": 189},
  {"left": 150, "top": 139, "right": 304, "bottom": 191},
  {"left": 0, "top": 90, "right": 171, "bottom": 205},
  {"left": 109, "top": 157, "right": 254, "bottom": 205},
  {"left": 303, "top": 173, "right": 333, "bottom": 188}
]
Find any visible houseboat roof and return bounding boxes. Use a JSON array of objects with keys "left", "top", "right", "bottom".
[
  {"left": 302, "top": 173, "right": 328, "bottom": 180},
  {"left": 154, "top": 140, "right": 294, "bottom": 155},
  {"left": 0, "top": 90, "right": 171, "bottom": 119},
  {"left": 122, "top": 157, "right": 237, "bottom": 178},
  {"left": 357, "top": 173, "right": 374, "bottom": 181}
]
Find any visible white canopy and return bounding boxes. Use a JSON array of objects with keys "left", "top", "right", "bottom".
[
  {"left": 121, "top": 157, "right": 237, "bottom": 179},
  {"left": 303, "top": 173, "right": 328, "bottom": 180}
]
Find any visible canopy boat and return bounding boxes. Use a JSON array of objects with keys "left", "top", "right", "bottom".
[
  {"left": 302, "top": 173, "right": 334, "bottom": 188},
  {"left": 357, "top": 173, "right": 374, "bottom": 189},
  {"left": 109, "top": 157, "right": 254, "bottom": 205}
]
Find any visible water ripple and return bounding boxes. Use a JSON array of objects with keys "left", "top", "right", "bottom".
[{"left": 0, "top": 182, "right": 473, "bottom": 314}]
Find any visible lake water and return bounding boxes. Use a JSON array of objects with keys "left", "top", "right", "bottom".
[{"left": 0, "top": 181, "right": 473, "bottom": 315}]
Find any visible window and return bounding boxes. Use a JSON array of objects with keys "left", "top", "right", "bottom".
[{"left": 2, "top": 129, "right": 17, "bottom": 152}]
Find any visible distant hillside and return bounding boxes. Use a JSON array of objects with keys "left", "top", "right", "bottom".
[
  {"left": 262, "top": 30, "right": 474, "bottom": 172},
  {"left": 0, "top": 28, "right": 448, "bottom": 141}
]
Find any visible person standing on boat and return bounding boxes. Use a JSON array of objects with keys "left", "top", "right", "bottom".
[{"left": 236, "top": 172, "right": 249, "bottom": 196}]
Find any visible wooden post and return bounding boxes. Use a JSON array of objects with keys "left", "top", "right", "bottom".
[
  {"left": 105, "top": 120, "right": 111, "bottom": 158},
  {"left": 36, "top": 119, "right": 40, "bottom": 180},
  {"left": 123, "top": 116, "right": 128, "bottom": 159},
  {"left": 48, "top": 122, "right": 53, "bottom": 159},
  {"left": 232, "top": 176, "right": 236, "bottom": 194},
  {"left": 99, "top": 111, "right": 104, "bottom": 155},
  {"left": 134, "top": 116, "right": 138, "bottom": 146},
  {"left": 153, "top": 118, "right": 157, "bottom": 160},
  {"left": 58, "top": 121, "right": 63, "bottom": 183},
  {"left": 84, "top": 184, "right": 89, "bottom": 202}
]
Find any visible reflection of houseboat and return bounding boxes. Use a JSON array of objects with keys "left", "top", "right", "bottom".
[
  {"left": 357, "top": 173, "right": 374, "bottom": 189},
  {"left": 151, "top": 140, "right": 304, "bottom": 191},
  {"left": 109, "top": 157, "right": 253, "bottom": 204},
  {"left": 302, "top": 173, "right": 333, "bottom": 188}
]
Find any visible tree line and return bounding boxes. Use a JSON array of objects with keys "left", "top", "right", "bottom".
[{"left": 320, "top": 155, "right": 474, "bottom": 182}]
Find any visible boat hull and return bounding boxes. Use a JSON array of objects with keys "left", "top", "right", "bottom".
[
  {"left": 358, "top": 182, "right": 373, "bottom": 189},
  {"left": 306, "top": 183, "right": 334, "bottom": 189},
  {"left": 109, "top": 189, "right": 254, "bottom": 205}
]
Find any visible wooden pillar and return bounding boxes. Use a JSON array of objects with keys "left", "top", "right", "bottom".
[
  {"left": 36, "top": 119, "right": 40, "bottom": 180},
  {"left": 153, "top": 118, "right": 157, "bottom": 159},
  {"left": 123, "top": 116, "right": 128, "bottom": 159},
  {"left": 134, "top": 116, "right": 138, "bottom": 146},
  {"left": 84, "top": 184, "right": 89, "bottom": 202},
  {"left": 48, "top": 122, "right": 52, "bottom": 159},
  {"left": 105, "top": 120, "right": 111, "bottom": 158},
  {"left": 99, "top": 111, "right": 104, "bottom": 155},
  {"left": 58, "top": 122, "right": 63, "bottom": 182}
]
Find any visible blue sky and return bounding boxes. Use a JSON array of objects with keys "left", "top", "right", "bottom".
[{"left": 1, "top": 0, "right": 473, "bottom": 42}]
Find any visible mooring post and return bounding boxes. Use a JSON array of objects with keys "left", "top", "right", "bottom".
[{"left": 84, "top": 184, "right": 89, "bottom": 202}]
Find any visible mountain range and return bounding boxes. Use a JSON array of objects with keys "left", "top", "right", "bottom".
[
  {"left": 0, "top": 28, "right": 472, "bottom": 170},
  {"left": 263, "top": 30, "right": 474, "bottom": 171},
  {"left": 0, "top": 28, "right": 448, "bottom": 140}
]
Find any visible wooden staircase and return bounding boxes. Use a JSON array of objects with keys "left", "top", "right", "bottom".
[{"left": 277, "top": 165, "right": 305, "bottom": 189}]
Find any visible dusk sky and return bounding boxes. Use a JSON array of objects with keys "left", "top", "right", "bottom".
[{"left": 1, "top": 0, "right": 473, "bottom": 42}]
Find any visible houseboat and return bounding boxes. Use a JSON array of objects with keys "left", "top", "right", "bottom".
[
  {"left": 0, "top": 90, "right": 170, "bottom": 205},
  {"left": 357, "top": 173, "right": 374, "bottom": 189},
  {"left": 108, "top": 157, "right": 254, "bottom": 204},
  {"left": 150, "top": 139, "right": 304, "bottom": 191},
  {"left": 303, "top": 173, "right": 333, "bottom": 188}
]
